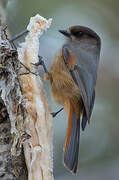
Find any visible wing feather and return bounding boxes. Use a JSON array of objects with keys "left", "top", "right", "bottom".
[{"left": 62, "top": 37, "right": 101, "bottom": 128}]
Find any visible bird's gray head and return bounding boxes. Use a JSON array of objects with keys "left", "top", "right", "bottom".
[{"left": 59, "top": 25, "right": 101, "bottom": 47}]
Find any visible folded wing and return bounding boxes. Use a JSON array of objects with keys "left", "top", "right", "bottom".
[{"left": 62, "top": 36, "right": 101, "bottom": 130}]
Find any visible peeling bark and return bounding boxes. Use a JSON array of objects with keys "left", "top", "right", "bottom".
[
  {"left": 0, "top": 12, "right": 54, "bottom": 180},
  {"left": 0, "top": 100, "right": 28, "bottom": 180},
  {"left": 18, "top": 15, "right": 53, "bottom": 180},
  {"left": 0, "top": 1, "right": 28, "bottom": 179},
  {"left": 0, "top": 28, "right": 28, "bottom": 179}
]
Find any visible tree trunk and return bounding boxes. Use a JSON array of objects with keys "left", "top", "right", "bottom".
[
  {"left": 0, "top": 1, "right": 28, "bottom": 179},
  {"left": 0, "top": 1, "right": 53, "bottom": 179},
  {"left": 0, "top": 30, "right": 28, "bottom": 179}
]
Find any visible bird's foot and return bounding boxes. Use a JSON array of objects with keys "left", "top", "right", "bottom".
[
  {"left": 51, "top": 108, "right": 64, "bottom": 118},
  {"left": 31, "top": 56, "right": 49, "bottom": 74}
]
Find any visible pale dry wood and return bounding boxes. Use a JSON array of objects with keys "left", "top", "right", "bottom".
[{"left": 18, "top": 15, "right": 54, "bottom": 180}]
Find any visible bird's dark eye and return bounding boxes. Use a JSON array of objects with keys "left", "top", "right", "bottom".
[
  {"left": 72, "top": 30, "right": 84, "bottom": 37},
  {"left": 78, "top": 31, "right": 83, "bottom": 36}
]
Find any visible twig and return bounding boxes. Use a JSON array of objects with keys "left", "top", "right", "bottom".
[
  {"left": 19, "top": 61, "right": 38, "bottom": 76},
  {"left": 9, "top": 29, "right": 29, "bottom": 42}
]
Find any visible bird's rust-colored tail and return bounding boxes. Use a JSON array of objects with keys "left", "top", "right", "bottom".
[{"left": 64, "top": 101, "right": 81, "bottom": 174}]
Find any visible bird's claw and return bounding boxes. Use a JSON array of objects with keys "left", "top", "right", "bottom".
[
  {"left": 51, "top": 108, "right": 64, "bottom": 118},
  {"left": 51, "top": 112, "right": 57, "bottom": 118},
  {"left": 31, "top": 56, "right": 43, "bottom": 67}
]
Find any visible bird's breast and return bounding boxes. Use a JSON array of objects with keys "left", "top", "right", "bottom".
[{"left": 49, "top": 53, "right": 81, "bottom": 107}]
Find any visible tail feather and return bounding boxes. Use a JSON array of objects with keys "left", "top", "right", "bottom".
[
  {"left": 81, "top": 108, "right": 87, "bottom": 131},
  {"left": 64, "top": 102, "right": 80, "bottom": 174},
  {"left": 81, "top": 90, "right": 95, "bottom": 131}
]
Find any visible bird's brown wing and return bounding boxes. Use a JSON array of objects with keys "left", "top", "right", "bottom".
[{"left": 62, "top": 38, "right": 101, "bottom": 130}]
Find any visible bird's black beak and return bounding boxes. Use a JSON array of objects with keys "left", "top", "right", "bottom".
[{"left": 59, "top": 30, "right": 71, "bottom": 37}]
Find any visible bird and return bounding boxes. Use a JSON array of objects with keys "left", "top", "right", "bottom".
[{"left": 34, "top": 25, "right": 101, "bottom": 174}]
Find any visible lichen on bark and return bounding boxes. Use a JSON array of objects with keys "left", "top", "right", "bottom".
[
  {"left": 0, "top": 27, "right": 30, "bottom": 156},
  {"left": 0, "top": 27, "right": 28, "bottom": 179}
]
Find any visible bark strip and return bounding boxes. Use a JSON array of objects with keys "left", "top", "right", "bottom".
[{"left": 18, "top": 15, "right": 53, "bottom": 180}]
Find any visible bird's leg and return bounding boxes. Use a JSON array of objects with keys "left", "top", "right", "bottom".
[
  {"left": 32, "top": 56, "right": 64, "bottom": 117},
  {"left": 51, "top": 108, "right": 64, "bottom": 118},
  {"left": 32, "top": 55, "right": 49, "bottom": 73},
  {"left": 31, "top": 55, "right": 48, "bottom": 73}
]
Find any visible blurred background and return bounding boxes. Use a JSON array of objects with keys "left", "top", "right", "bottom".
[{"left": 4, "top": 0, "right": 119, "bottom": 179}]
